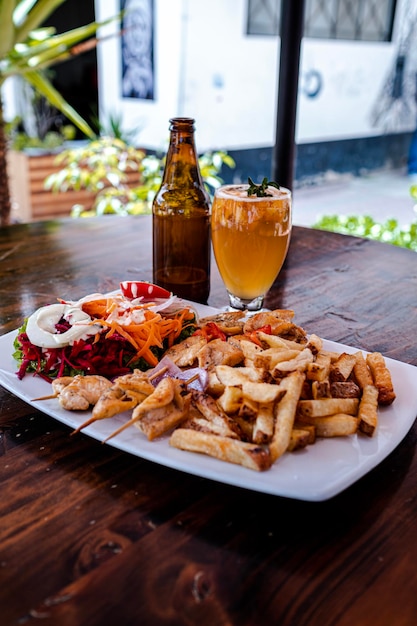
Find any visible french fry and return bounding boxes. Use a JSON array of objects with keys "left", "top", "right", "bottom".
[
  {"left": 255, "top": 331, "right": 304, "bottom": 352},
  {"left": 233, "top": 415, "right": 254, "bottom": 440},
  {"left": 329, "top": 352, "right": 356, "bottom": 382},
  {"left": 288, "top": 427, "right": 314, "bottom": 451},
  {"left": 206, "top": 370, "right": 225, "bottom": 397},
  {"left": 192, "top": 391, "right": 243, "bottom": 439},
  {"left": 241, "top": 380, "right": 285, "bottom": 404},
  {"left": 297, "top": 397, "right": 359, "bottom": 418},
  {"left": 253, "top": 403, "right": 275, "bottom": 444},
  {"left": 270, "top": 371, "right": 305, "bottom": 462},
  {"left": 306, "top": 352, "right": 331, "bottom": 382},
  {"left": 366, "top": 352, "right": 396, "bottom": 405},
  {"left": 320, "top": 349, "right": 341, "bottom": 362},
  {"left": 170, "top": 429, "right": 272, "bottom": 471},
  {"left": 358, "top": 384, "right": 379, "bottom": 436},
  {"left": 311, "top": 380, "right": 331, "bottom": 399},
  {"left": 297, "top": 413, "right": 358, "bottom": 437},
  {"left": 182, "top": 407, "right": 241, "bottom": 440},
  {"left": 217, "top": 386, "right": 243, "bottom": 414},
  {"left": 215, "top": 364, "right": 264, "bottom": 385},
  {"left": 237, "top": 397, "right": 259, "bottom": 420},
  {"left": 293, "top": 422, "right": 316, "bottom": 445},
  {"left": 305, "top": 333, "right": 323, "bottom": 355},
  {"left": 353, "top": 351, "right": 373, "bottom": 389},
  {"left": 274, "top": 348, "right": 314, "bottom": 373},
  {"left": 253, "top": 348, "right": 301, "bottom": 370}
]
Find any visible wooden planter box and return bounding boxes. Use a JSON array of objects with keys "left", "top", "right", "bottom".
[
  {"left": 7, "top": 150, "right": 96, "bottom": 222},
  {"left": 7, "top": 150, "right": 141, "bottom": 223}
]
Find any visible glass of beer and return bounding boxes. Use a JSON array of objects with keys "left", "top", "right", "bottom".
[{"left": 211, "top": 182, "right": 292, "bottom": 311}]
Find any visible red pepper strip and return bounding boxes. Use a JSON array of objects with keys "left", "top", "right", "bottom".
[
  {"left": 246, "top": 324, "right": 272, "bottom": 347},
  {"left": 194, "top": 322, "right": 227, "bottom": 342}
]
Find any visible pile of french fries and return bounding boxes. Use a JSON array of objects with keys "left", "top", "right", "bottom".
[
  {"left": 168, "top": 310, "right": 396, "bottom": 471},
  {"left": 44, "top": 309, "right": 396, "bottom": 472}
]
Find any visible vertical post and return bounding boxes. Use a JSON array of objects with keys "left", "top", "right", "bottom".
[{"left": 272, "top": 0, "right": 306, "bottom": 190}]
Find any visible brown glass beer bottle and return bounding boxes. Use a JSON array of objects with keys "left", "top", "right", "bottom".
[{"left": 152, "top": 118, "right": 211, "bottom": 303}]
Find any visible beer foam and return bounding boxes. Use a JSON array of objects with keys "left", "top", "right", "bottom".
[{"left": 216, "top": 184, "right": 290, "bottom": 200}]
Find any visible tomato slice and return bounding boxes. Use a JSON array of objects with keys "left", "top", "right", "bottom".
[{"left": 120, "top": 281, "right": 171, "bottom": 300}]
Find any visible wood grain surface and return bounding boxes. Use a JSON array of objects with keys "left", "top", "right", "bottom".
[{"left": 1, "top": 216, "right": 416, "bottom": 626}]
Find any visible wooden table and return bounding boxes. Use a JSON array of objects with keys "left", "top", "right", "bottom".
[{"left": 1, "top": 216, "right": 416, "bottom": 626}]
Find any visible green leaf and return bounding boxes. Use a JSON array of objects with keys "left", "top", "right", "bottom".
[
  {"left": 14, "top": 0, "right": 69, "bottom": 44},
  {"left": 247, "top": 176, "right": 280, "bottom": 197},
  {"left": 25, "top": 70, "right": 95, "bottom": 138}
]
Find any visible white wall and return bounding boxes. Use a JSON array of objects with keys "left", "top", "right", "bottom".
[
  {"left": 94, "top": 0, "right": 416, "bottom": 151},
  {"left": 297, "top": 39, "right": 398, "bottom": 143},
  {"left": 95, "top": 0, "right": 184, "bottom": 150},
  {"left": 180, "top": 0, "right": 279, "bottom": 150}
]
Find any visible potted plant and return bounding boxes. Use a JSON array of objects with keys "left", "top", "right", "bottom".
[{"left": 0, "top": 0, "right": 119, "bottom": 226}]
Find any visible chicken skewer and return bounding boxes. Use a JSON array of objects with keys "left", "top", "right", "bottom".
[
  {"left": 32, "top": 375, "right": 113, "bottom": 409},
  {"left": 102, "top": 376, "right": 191, "bottom": 443},
  {"left": 71, "top": 372, "right": 155, "bottom": 434}
]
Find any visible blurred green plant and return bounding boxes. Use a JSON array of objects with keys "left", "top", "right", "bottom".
[
  {"left": 45, "top": 136, "right": 235, "bottom": 217},
  {"left": 312, "top": 182, "right": 417, "bottom": 251},
  {"left": 313, "top": 213, "right": 417, "bottom": 251},
  {"left": 7, "top": 113, "right": 76, "bottom": 152},
  {"left": 92, "top": 111, "right": 142, "bottom": 145}
]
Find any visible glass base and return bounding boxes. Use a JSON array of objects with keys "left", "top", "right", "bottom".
[{"left": 227, "top": 293, "right": 264, "bottom": 311}]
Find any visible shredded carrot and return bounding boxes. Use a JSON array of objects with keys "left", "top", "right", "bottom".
[
  {"left": 86, "top": 304, "right": 196, "bottom": 367},
  {"left": 81, "top": 299, "right": 110, "bottom": 318}
]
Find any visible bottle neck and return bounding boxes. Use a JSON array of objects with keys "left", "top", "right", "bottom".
[{"left": 161, "top": 118, "right": 204, "bottom": 187}]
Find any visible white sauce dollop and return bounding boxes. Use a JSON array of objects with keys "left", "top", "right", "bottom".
[{"left": 25, "top": 303, "right": 102, "bottom": 349}]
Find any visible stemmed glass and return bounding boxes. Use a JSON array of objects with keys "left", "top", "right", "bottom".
[{"left": 211, "top": 180, "right": 292, "bottom": 311}]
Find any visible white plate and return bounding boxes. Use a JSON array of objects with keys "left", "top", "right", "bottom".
[{"left": 0, "top": 302, "right": 416, "bottom": 501}]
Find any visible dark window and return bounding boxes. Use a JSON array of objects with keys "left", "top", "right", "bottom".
[{"left": 247, "top": 0, "right": 397, "bottom": 41}]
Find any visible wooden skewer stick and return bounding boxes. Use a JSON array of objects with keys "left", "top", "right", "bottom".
[
  {"left": 71, "top": 416, "right": 98, "bottom": 436},
  {"left": 32, "top": 393, "right": 58, "bottom": 401},
  {"left": 184, "top": 373, "right": 199, "bottom": 386},
  {"left": 102, "top": 414, "right": 142, "bottom": 444},
  {"left": 147, "top": 366, "right": 168, "bottom": 381}
]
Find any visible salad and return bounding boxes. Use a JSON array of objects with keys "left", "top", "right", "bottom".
[{"left": 13, "top": 282, "right": 198, "bottom": 381}]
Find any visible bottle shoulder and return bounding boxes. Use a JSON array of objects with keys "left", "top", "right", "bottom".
[{"left": 153, "top": 185, "right": 210, "bottom": 212}]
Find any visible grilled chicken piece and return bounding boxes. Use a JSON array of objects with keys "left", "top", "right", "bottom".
[
  {"left": 91, "top": 386, "right": 148, "bottom": 422},
  {"left": 199, "top": 311, "right": 245, "bottom": 335},
  {"left": 136, "top": 382, "right": 191, "bottom": 441},
  {"left": 104, "top": 377, "right": 191, "bottom": 442},
  {"left": 54, "top": 375, "right": 112, "bottom": 411},
  {"left": 243, "top": 310, "right": 307, "bottom": 343},
  {"left": 197, "top": 338, "right": 244, "bottom": 370},
  {"left": 88, "top": 372, "right": 154, "bottom": 421},
  {"left": 164, "top": 335, "right": 207, "bottom": 367},
  {"left": 72, "top": 371, "right": 155, "bottom": 433},
  {"left": 111, "top": 372, "right": 155, "bottom": 395},
  {"left": 52, "top": 376, "right": 77, "bottom": 396}
]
